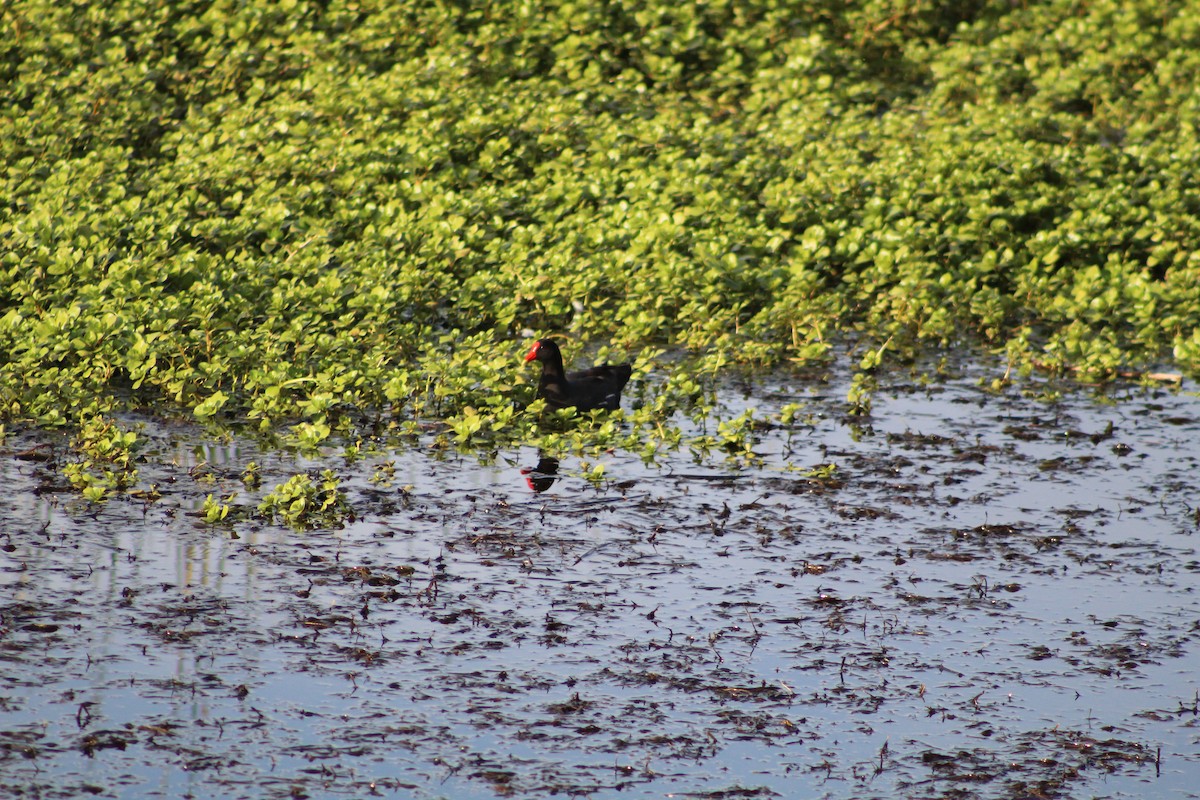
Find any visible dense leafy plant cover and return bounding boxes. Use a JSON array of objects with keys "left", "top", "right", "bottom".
[{"left": 3, "top": 0, "right": 1199, "bottom": 452}]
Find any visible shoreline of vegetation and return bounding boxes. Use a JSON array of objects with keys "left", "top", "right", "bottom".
[{"left": 3, "top": 0, "right": 1198, "bottom": 450}]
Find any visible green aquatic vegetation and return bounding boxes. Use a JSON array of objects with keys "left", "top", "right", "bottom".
[
  {"left": 258, "top": 470, "right": 350, "bottom": 530},
  {"left": 201, "top": 492, "right": 235, "bottom": 524},
  {"left": 241, "top": 461, "right": 262, "bottom": 489},
  {"left": 847, "top": 373, "right": 877, "bottom": 416},
  {"left": 803, "top": 462, "right": 839, "bottom": 480},
  {"left": 62, "top": 417, "right": 140, "bottom": 502},
  {"left": 579, "top": 460, "right": 608, "bottom": 486},
  {"left": 370, "top": 460, "right": 396, "bottom": 487},
  {"left": 779, "top": 403, "right": 803, "bottom": 427},
  {"left": 2, "top": 0, "right": 1199, "bottom": 476},
  {"left": 717, "top": 409, "right": 760, "bottom": 456},
  {"left": 287, "top": 418, "right": 332, "bottom": 452}
]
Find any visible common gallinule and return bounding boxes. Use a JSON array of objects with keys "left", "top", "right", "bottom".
[{"left": 524, "top": 338, "right": 632, "bottom": 412}]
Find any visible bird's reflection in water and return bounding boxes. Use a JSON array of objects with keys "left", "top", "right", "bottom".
[{"left": 520, "top": 456, "right": 560, "bottom": 493}]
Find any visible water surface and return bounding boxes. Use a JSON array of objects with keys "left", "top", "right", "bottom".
[{"left": 2, "top": 364, "right": 1198, "bottom": 798}]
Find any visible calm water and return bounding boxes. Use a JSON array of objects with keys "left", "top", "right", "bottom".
[{"left": 2, "top": 364, "right": 1198, "bottom": 798}]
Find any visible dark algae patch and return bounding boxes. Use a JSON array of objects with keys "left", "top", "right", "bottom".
[{"left": 2, "top": 367, "right": 1198, "bottom": 798}]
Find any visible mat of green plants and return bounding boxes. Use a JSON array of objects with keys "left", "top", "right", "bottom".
[
  {"left": 3, "top": 0, "right": 1200, "bottom": 441},
  {"left": 3, "top": 1, "right": 1200, "bottom": 797}
]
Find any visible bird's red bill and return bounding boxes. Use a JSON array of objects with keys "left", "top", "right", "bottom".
[{"left": 523, "top": 342, "right": 540, "bottom": 362}]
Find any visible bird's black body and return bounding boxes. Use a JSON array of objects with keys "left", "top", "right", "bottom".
[{"left": 524, "top": 338, "right": 632, "bottom": 412}]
